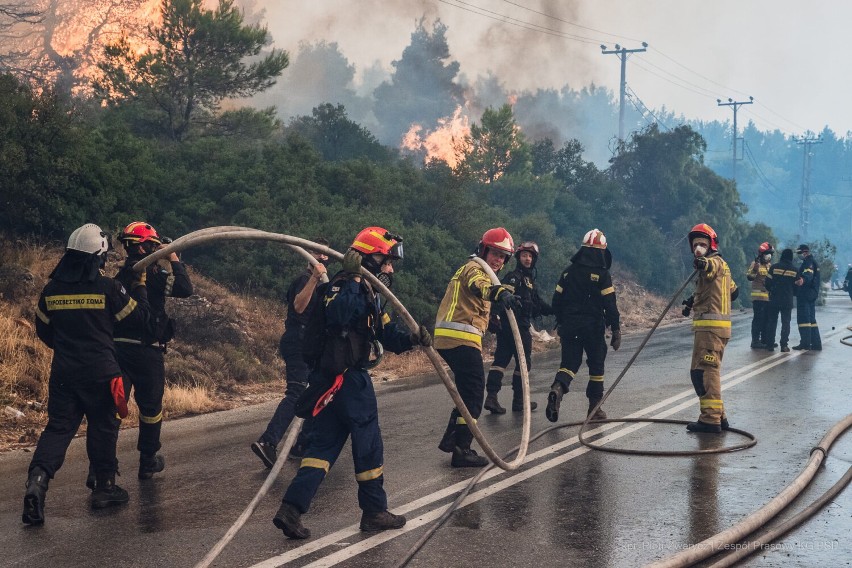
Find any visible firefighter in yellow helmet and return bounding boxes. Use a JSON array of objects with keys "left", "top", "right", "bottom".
[{"left": 681, "top": 223, "right": 738, "bottom": 434}]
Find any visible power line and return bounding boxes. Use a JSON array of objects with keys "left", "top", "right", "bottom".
[
  {"left": 498, "top": 0, "right": 643, "bottom": 44},
  {"left": 742, "top": 141, "right": 782, "bottom": 195},
  {"left": 625, "top": 84, "right": 671, "bottom": 131}
]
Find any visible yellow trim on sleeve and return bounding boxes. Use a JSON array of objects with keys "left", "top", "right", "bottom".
[{"left": 114, "top": 298, "right": 138, "bottom": 322}]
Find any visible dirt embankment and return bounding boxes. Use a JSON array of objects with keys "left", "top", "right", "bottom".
[{"left": 0, "top": 238, "right": 684, "bottom": 452}]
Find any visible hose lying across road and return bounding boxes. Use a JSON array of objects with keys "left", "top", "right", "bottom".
[{"left": 132, "top": 226, "right": 534, "bottom": 568}]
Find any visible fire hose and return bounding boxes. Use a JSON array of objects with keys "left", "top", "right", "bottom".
[
  {"left": 131, "top": 227, "right": 533, "bottom": 567},
  {"left": 841, "top": 325, "right": 852, "bottom": 347},
  {"left": 395, "top": 270, "right": 758, "bottom": 567}
]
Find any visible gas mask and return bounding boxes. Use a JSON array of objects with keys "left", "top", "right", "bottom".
[
  {"left": 762, "top": 253, "right": 772, "bottom": 263},
  {"left": 693, "top": 244, "right": 708, "bottom": 258},
  {"left": 377, "top": 271, "right": 393, "bottom": 290}
]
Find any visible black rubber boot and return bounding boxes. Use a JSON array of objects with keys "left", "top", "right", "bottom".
[
  {"left": 545, "top": 383, "right": 565, "bottom": 423},
  {"left": 686, "top": 421, "right": 722, "bottom": 434},
  {"left": 360, "top": 510, "right": 407, "bottom": 532},
  {"left": 721, "top": 418, "right": 730, "bottom": 431},
  {"left": 251, "top": 441, "right": 278, "bottom": 468},
  {"left": 437, "top": 418, "right": 457, "bottom": 453},
  {"left": 22, "top": 467, "right": 49, "bottom": 526},
  {"left": 587, "top": 398, "right": 607, "bottom": 420},
  {"left": 138, "top": 453, "right": 165, "bottom": 479},
  {"left": 91, "top": 474, "right": 129, "bottom": 509},
  {"left": 793, "top": 327, "right": 811, "bottom": 350},
  {"left": 451, "top": 426, "right": 488, "bottom": 468},
  {"left": 273, "top": 501, "right": 310, "bottom": 539},
  {"left": 810, "top": 327, "right": 822, "bottom": 351},
  {"left": 511, "top": 398, "right": 538, "bottom": 412},
  {"left": 484, "top": 393, "right": 506, "bottom": 414}
]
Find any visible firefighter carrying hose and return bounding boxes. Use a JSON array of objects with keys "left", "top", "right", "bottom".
[
  {"left": 23, "top": 224, "right": 150, "bottom": 525},
  {"left": 484, "top": 241, "right": 552, "bottom": 414},
  {"left": 545, "top": 229, "right": 621, "bottom": 423},
  {"left": 112, "top": 221, "right": 193, "bottom": 480},
  {"left": 434, "top": 228, "right": 522, "bottom": 468},
  {"left": 272, "top": 227, "right": 432, "bottom": 539},
  {"left": 681, "top": 223, "right": 738, "bottom": 434},
  {"left": 746, "top": 242, "right": 773, "bottom": 349}
]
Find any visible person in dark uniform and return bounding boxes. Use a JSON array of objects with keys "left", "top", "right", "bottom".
[
  {"left": 764, "top": 248, "right": 797, "bottom": 352},
  {"left": 113, "top": 221, "right": 193, "bottom": 480},
  {"left": 251, "top": 238, "right": 329, "bottom": 468},
  {"left": 546, "top": 229, "right": 621, "bottom": 423},
  {"left": 792, "top": 244, "right": 822, "bottom": 351},
  {"left": 24, "top": 224, "right": 149, "bottom": 525},
  {"left": 484, "top": 241, "right": 552, "bottom": 414},
  {"left": 272, "top": 227, "right": 432, "bottom": 540}
]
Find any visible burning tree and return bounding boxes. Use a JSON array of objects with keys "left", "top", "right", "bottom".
[
  {"left": 460, "top": 104, "right": 530, "bottom": 183},
  {"left": 96, "top": 0, "right": 288, "bottom": 141}
]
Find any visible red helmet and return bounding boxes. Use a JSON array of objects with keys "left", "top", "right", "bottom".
[
  {"left": 515, "top": 241, "right": 540, "bottom": 266},
  {"left": 582, "top": 229, "right": 607, "bottom": 249},
  {"left": 758, "top": 242, "right": 774, "bottom": 254},
  {"left": 688, "top": 223, "right": 718, "bottom": 252},
  {"left": 119, "top": 221, "right": 162, "bottom": 247},
  {"left": 477, "top": 227, "right": 514, "bottom": 258},
  {"left": 351, "top": 227, "right": 403, "bottom": 260}
]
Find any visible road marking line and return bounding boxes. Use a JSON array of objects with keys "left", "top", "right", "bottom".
[{"left": 249, "top": 343, "right": 820, "bottom": 568}]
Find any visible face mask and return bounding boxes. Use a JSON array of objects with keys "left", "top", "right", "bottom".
[
  {"left": 693, "top": 244, "right": 708, "bottom": 257},
  {"left": 762, "top": 254, "right": 772, "bottom": 262},
  {"left": 377, "top": 271, "right": 393, "bottom": 290}
]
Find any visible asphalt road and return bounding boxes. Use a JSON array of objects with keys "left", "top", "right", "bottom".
[{"left": 1, "top": 293, "right": 850, "bottom": 568}]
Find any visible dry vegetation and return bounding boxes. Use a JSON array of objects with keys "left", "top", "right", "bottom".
[{"left": 1, "top": 237, "right": 682, "bottom": 452}]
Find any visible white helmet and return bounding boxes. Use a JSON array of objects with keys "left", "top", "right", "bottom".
[{"left": 67, "top": 223, "right": 109, "bottom": 255}]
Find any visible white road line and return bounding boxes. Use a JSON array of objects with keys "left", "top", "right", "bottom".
[{"left": 250, "top": 338, "right": 830, "bottom": 568}]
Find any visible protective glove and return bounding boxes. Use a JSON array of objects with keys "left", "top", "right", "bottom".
[
  {"left": 342, "top": 249, "right": 363, "bottom": 277},
  {"left": 693, "top": 256, "right": 709, "bottom": 271},
  {"left": 610, "top": 329, "right": 621, "bottom": 351},
  {"left": 681, "top": 296, "right": 694, "bottom": 317},
  {"left": 132, "top": 269, "right": 147, "bottom": 290},
  {"left": 496, "top": 288, "right": 522, "bottom": 311},
  {"left": 410, "top": 324, "right": 433, "bottom": 347}
]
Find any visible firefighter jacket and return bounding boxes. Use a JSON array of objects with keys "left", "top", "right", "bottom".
[
  {"left": 314, "top": 273, "right": 413, "bottom": 375},
  {"left": 745, "top": 260, "right": 770, "bottom": 302},
  {"left": 434, "top": 259, "right": 504, "bottom": 351},
  {"left": 35, "top": 274, "right": 150, "bottom": 381},
  {"left": 114, "top": 258, "right": 193, "bottom": 346},
  {"left": 552, "top": 247, "right": 620, "bottom": 332},
  {"left": 497, "top": 266, "right": 553, "bottom": 329},
  {"left": 765, "top": 259, "right": 797, "bottom": 309},
  {"left": 692, "top": 254, "right": 737, "bottom": 339},
  {"left": 795, "top": 255, "right": 820, "bottom": 303}
]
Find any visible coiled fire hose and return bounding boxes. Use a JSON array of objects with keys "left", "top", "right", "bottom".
[
  {"left": 841, "top": 325, "right": 852, "bottom": 347},
  {"left": 395, "top": 270, "right": 759, "bottom": 567},
  {"left": 648, "top": 414, "right": 852, "bottom": 568},
  {"left": 132, "top": 227, "right": 533, "bottom": 567}
]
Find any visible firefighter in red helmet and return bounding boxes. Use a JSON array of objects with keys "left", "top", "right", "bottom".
[
  {"left": 111, "top": 221, "right": 193, "bottom": 482},
  {"left": 484, "top": 241, "right": 553, "bottom": 414},
  {"left": 434, "top": 228, "right": 522, "bottom": 467},
  {"left": 545, "top": 229, "right": 621, "bottom": 423},
  {"left": 681, "top": 223, "right": 738, "bottom": 434},
  {"left": 273, "top": 227, "right": 431, "bottom": 539},
  {"left": 746, "top": 241, "right": 774, "bottom": 348}
]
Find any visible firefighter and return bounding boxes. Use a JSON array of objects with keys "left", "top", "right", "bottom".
[
  {"left": 434, "top": 228, "right": 521, "bottom": 468},
  {"left": 545, "top": 229, "right": 621, "bottom": 423},
  {"left": 23, "top": 224, "right": 149, "bottom": 525},
  {"left": 680, "top": 223, "right": 738, "bottom": 434},
  {"left": 792, "top": 244, "right": 822, "bottom": 351},
  {"left": 113, "top": 221, "right": 194, "bottom": 480},
  {"left": 484, "top": 241, "right": 552, "bottom": 414},
  {"left": 272, "top": 227, "right": 432, "bottom": 539},
  {"left": 764, "top": 248, "right": 797, "bottom": 352},
  {"left": 252, "top": 238, "right": 329, "bottom": 468},
  {"left": 746, "top": 242, "right": 773, "bottom": 348},
  {"left": 845, "top": 264, "right": 852, "bottom": 301}
]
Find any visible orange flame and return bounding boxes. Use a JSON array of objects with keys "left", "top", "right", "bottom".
[{"left": 401, "top": 106, "right": 471, "bottom": 169}]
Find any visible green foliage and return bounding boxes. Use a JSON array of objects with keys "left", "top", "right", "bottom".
[
  {"left": 96, "top": 0, "right": 288, "bottom": 140},
  {"left": 460, "top": 104, "right": 530, "bottom": 183},
  {"left": 287, "top": 103, "right": 392, "bottom": 162}
]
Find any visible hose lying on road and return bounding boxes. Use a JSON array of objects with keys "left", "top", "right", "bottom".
[
  {"left": 647, "top": 413, "right": 852, "bottom": 568},
  {"left": 841, "top": 325, "right": 852, "bottom": 347}
]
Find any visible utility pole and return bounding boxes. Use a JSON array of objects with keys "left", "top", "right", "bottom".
[
  {"left": 601, "top": 42, "right": 647, "bottom": 144},
  {"left": 716, "top": 97, "right": 753, "bottom": 181},
  {"left": 796, "top": 134, "right": 822, "bottom": 237}
]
